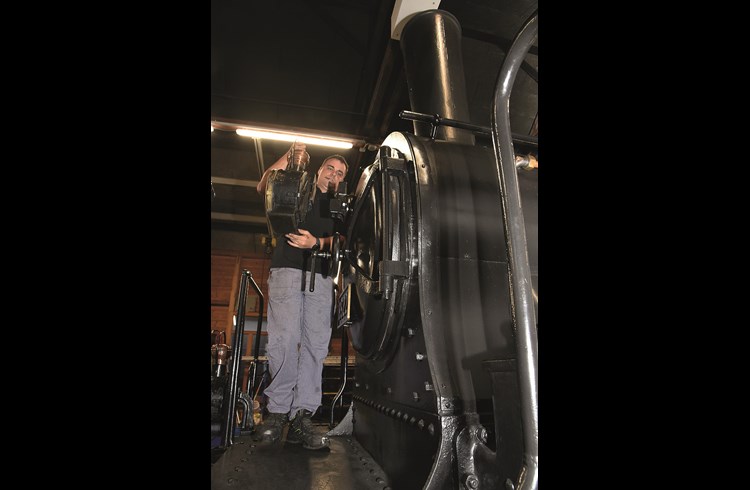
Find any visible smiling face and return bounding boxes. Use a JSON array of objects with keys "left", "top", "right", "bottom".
[{"left": 316, "top": 157, "right": 348, "bottom": 193}]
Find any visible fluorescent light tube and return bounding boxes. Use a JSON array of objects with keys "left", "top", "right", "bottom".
[{"left": 235, "top": 128, "right": 353, "bottom": 149}]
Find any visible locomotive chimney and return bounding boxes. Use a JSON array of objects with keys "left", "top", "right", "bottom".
[{"left": 399, "top": 10, "right": 474, "bottom": 145}]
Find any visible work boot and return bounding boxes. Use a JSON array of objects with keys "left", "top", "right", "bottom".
[
  {"left": 287, "top": 409, "right": 329, "bottom": 450},
  {"left": 255, "top": 412, "right": 288, "bottom": 443}
]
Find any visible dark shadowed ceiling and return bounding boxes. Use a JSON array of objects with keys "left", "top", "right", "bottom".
[{"left": 211, "top": 0, "right": 538, "bottom": 236}]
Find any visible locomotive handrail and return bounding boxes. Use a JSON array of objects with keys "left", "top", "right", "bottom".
[
  {"left": 399, "top": 109, "right": 538, "bottom": 149},
  {"left": 220, "top": 269, "right": 265, "bottom": 447},
  {"left": 245, "top": 271, "right": 265, "bottom": 411},
  {"left": 490, "top": 10, "right": 539, "bottom": 490},
  {"left": 220, "top": 270, "right": 248, "bottom": 447}
]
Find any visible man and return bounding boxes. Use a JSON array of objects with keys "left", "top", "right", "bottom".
[{"left": 255, "top": 142, "right": 348, "bottom": 450}]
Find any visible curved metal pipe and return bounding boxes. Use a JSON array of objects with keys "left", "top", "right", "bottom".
[
  {"left": 237, "top": 395, "right": 250, "bottom": 430},
  {"left": 490, "top": 11, "right": 539, "bottom": 490},
  {"left": 330, "top": 327, "right": 350, "bottom": 428}
]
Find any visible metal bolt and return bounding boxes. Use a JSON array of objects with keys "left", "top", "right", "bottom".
[
  {"left": 415, "top": 352, "right": 425, "bottom": 361},
  {"left": 386, "top": 387, "right": 392, "bottom": 394},
  {"left": 406, "top": 328, "right": 416, "bottom": 337},
  {"left": 465, "top": 475, "right": 479, "bottom": 489},
  {"left": 477, "top": 427, "right": 488, "bottom": 443},
  {"left": 425, "top": 382, "right": 433, "bottom": 391},
  {"left": 505, "top": 478, "right": 515, "bottom": 490},
  {"left": 413, "top": 392, "right": 420, "bottom": 402},
  {"left": 427, "top": 423, "right": 435, "bottom": 436}
]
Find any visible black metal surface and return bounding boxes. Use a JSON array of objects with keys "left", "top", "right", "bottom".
[
  {"left": 328, "top": 183, "right": 352, "bottom": 222},
  {"left": 456, "top": 414, "right": 501, "bottom": 490},
  {"left": 481, "top": 359, "right": 523, "bottom": 487},
  {"left": 353, "top": 397, "right": 442, "bottom": 490},
  {"left": 490, "top": 11, "right": 538, "bottom": 490},
  {"left": 211, "top": 433, "right": 391, "bottom": 490},
  {"left": 399, "top": 10, "right": 474, "bottom": 145},
  {"left": 307, "top": 249, "right": 328, "bottom": 292},
  {"left": 344, "top": 148, "right": 416, "bottom": 371},
  {"left": 345, "top": 107, "right": 537, "bottom": 487},
  {"left": 211, "top": 372, "right": 228, "bottom": 447},
  {"left": 265, "top": 168, "right": 316, "bottom": 237}
]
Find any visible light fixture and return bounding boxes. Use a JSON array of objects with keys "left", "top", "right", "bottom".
[{"left": 235, "top": 128, "right": 353, "bottom": 149}]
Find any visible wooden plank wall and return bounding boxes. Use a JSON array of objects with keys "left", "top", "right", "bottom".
[{"left": 211, "top": 248, "right": 353, "bottom": 356}]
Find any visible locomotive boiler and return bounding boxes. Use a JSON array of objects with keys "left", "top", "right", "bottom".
[{"left": 330, "top": 9, "right": 539, "bottom": 490}]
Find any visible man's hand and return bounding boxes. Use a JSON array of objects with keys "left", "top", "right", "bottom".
[
  {"left": 257, "top": 142, "right": 307, "bottom": 195},
  {"left": 285, "top": 228, "right": 315, "bottom": 249}
]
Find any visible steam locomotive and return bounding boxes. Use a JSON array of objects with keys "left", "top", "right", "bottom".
[{"left": 212, "top": 8, "right": 537, "bottom": 490}]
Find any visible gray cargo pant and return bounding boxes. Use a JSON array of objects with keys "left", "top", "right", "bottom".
[{"left": 263, "top": 267, "right": 334, "bottom": 417}]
